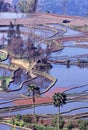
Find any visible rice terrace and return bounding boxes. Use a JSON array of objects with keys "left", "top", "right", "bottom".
[{"left": 0, "top": 0, "right": 88, "bottom": 130}]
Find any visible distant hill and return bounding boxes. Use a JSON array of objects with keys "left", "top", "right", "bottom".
[
  {"left": 37, "top": 0, "right": 88, "bottom": 17},
  {"left": 12, "top": 0, "right": 88, "bottom": 17}
]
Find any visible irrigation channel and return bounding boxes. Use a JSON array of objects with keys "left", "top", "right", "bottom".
[{"left": 0, "top": 13, "right": 88, "bottom": 129}]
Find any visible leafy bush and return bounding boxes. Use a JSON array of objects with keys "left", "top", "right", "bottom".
[
  {"left": 15, "top": 121, "right": 20, "bottom": 126},
  {"left": 51, "top": 116, "right": 57, "bottom": 127},
  {"left": 78, "top": 120, "right": 88, "bottom": 130},
  {"left": 20, "top": 121, "right": 25, "bottom": 127},
  {"left": 15, "top": 114, "right": 22, "bottom": 121},
  {"left": 22, "top": 114, "right": 33, "bottom": 123},
  {"left": 0, "top": 117, "right": 3, "bottom": 121},
  {"left": 60, "top": 119, "right": 65, "bottom": 129},
  {"left": 66, "top": 122, "right": 74, "bottom": 130},
  {"left": 10, "top": 118, "right": 15, "bottom": 125}
]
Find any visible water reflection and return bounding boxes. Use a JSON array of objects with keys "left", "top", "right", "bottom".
[
  {"left": 0, "top": 13, "right": 26, "bottom": 19},
  {"left": 49, "top": 64, "right": 88, "bottom": 87},
  {"left": 50, "top": 47, "right": 88, "bottom": 59},
  {"left": 47, "top": 23, "right": 81, "bottom": 36},
  {"left": 0, "top": 68, "right": 11, "bottom": 76},
  {"left": 0, "top": 123, "right": 21, "bottom": 130},
  {"left": 0, "top": 11, "right": 88, "bottom": 123},
  {"left": 0, "top": 102, "right": 88, "bottom": 116}
]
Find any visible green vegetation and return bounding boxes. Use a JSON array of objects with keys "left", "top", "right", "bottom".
[
  {"left": 0, "top": 76, "right": 11, "bottom": 91},
  {"left": 51, "top": 116, "right": 65, "bottom": 129},
  {"left": 6, "top": 114, "right": 54, "bottom": 130},
  {"left": 66, "top": 122, "right": 74, "bottom": 130},
  {"left": 5, "top": 114, "right": 88, "bottom": 130},
  {"left": 34, "top": 124, "right": 54, "bottom": 130},
  {"left": 8, "top": 117, "right": 25, "bottom": 127},
  {"left": 0, "top": 52, "right": 7, "bottom": 61},
  {"left": 78, "top": 120, "right": 88, "bottom": 130},
  {"left": 17, "top": 0, "right": 37, "bottom": 13},
  {"left": 70, "top": 24, "right": 88, "bottom": 32}
]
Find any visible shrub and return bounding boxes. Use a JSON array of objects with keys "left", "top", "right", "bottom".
[
  {"left": 66, "top": 122, "right": 74, "bottom": 130},
  {"left": 51, "top": 116, "right": 57, "bottom": 127},
  {"left": 15, "top": 121, "right": 20, "bottom": 126},
  {"left": 78, "top": 120, "right": 87, "bottom": 130},
  {"left": 0, "top": 117, "right": 3, "bottom": 121},
  {"left": 60, "top": 119, "right": 65, "bottom": 129},
  {"left": 22, "top": 114, "right": 33, "bottom": 123},
  {"left": 10, "top": 118, "right": 15, "bottom": 125},
  {"left": 15, "top": 114, "right": 22, "bottom": 121},
  {"left": 35, "top": 115, "right": 40, "bottom": 123},
  {"left": 20, "top": 121, "right": 25, "bottom": 127}
]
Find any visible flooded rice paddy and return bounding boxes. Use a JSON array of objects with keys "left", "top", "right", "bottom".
[
  {"left": 0, "top": 16, "right": 88, "bottom": 120},
  {"left": 0, "top": 123, "right": 21, "bottom": 130}
]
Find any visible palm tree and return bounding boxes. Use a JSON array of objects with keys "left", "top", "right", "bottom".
[
  {"left": 28, "top": 84, "right": 40, "bottom": 124},
  {"left": 52, "top": 92, "right": 66, "bottom": 130}
]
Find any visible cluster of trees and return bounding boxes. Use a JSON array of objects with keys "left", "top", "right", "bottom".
[
  {"left": 0, "top": 0, "right": 38, "bottom": 13},
  {"left": 17, "top": 0, "right": 38, "bottom": 13},
  {"left": 0, "top": 75, "right": 11, "bottom": 91},
  {"left": 0, "top": 0, "right": 12, "bottom": 12},
  {"left": 7, "top": 22, "right": 49, "bottom": 62},
  {"left": 66, "top": 120, "right": 88, "bottom": 130},
  {"left": 7, "top": 35, "right": 45, "bottom": 60}
]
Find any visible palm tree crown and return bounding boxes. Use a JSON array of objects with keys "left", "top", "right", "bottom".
[
  {"left": 53, "top": 92, "right": 66, "bottom": 107},
  {"left": 28, "top": 84, "right": 40, "bottom": 97}
]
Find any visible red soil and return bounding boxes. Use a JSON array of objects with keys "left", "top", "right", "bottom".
[
  {"left": 14, "top": 87, "right": 68, "bottom": 106},
  {"left": 14, "top": 97, "right": 52, "bottom": 106},
  {"left": 44, "top": 87, "right": 68, "bottom": 97}
]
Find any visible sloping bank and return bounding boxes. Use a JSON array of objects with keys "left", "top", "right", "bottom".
[{"left": 11, "top": 58, "right": 57, "bottom": 94}]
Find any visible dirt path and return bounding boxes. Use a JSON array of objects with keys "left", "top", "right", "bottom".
[{"left": 0, "top": 12, "right": 88, "bottom": 27}]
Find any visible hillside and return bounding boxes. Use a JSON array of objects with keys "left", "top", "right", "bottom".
[
  {"left": 37, "top": 0, "right": 88, "bottom": 17},
  {"left": 5, "top": 0, "right": 88, "bottom": 17}
]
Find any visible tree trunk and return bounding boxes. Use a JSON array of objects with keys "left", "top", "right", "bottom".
[
  {"left": 57, "top": 106, "right": 60, "bottom": 130},
  {"left": 63, "top": 0, "right": 66, "bottom": 15},
  {"left": 33, "top": 91, "right": 35, "bottom": 124}
]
